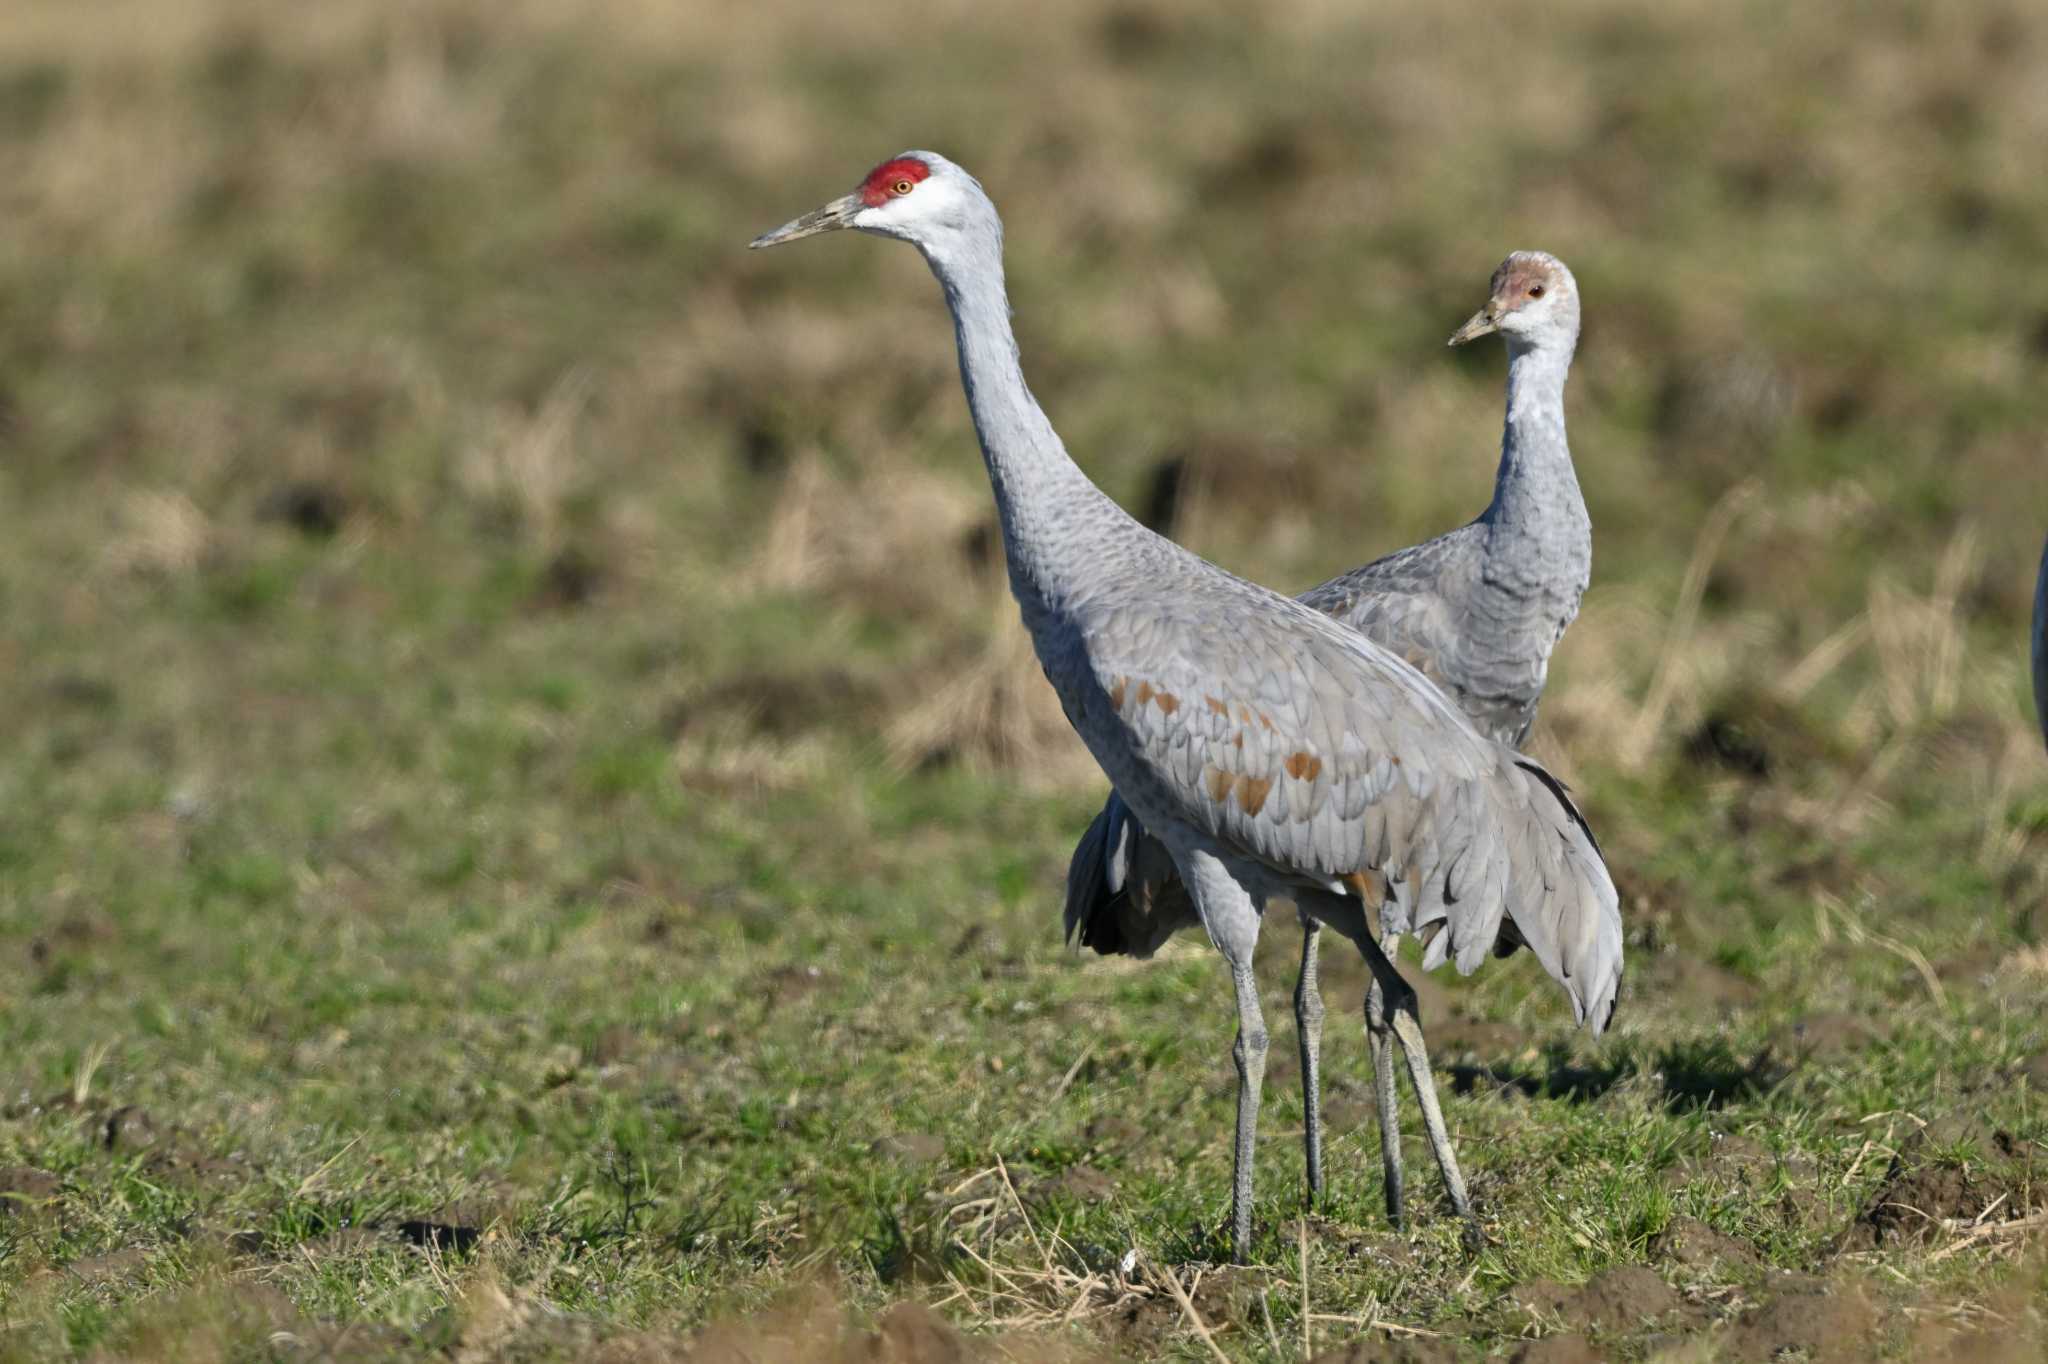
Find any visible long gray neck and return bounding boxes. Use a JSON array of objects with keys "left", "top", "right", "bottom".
[
  {"left": 920, "top": 226, "right": 1111, "bottom": 625},
  {"left": 1479, "top": 335, "right": 1589, "bottom": 591}
]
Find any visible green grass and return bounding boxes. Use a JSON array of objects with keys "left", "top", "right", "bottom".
[{"left": 1, "top": 1, "right": 2047, "bottom": 1359}]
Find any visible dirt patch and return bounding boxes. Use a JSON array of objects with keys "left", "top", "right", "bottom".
[
  {"left": 1509, "top": 1278, "right": 1575, "bottom": 1319},
  {"left": 867, "top": 1302, "right": 972, "bottom": 1363},
  {"left": 1850, "top": 1161, "right": 1987, "bottom": 1248},
  {"left": 1843, "top": 1119, "right": 2038, "bottom": 1250},
  {"left": 1103, "top": 1265, "right": 1266, "bottom": 1357},
  {"left": 1650, "top": 1215, "right": 1762, "bottom": 1273},
  {"left": 1567, "top": 1266, "right": 1685, "bottom": 1332},
  {"left": 1725, "top": 1278, "right": 1876, "bottom": 1364},
  {"left": 1510, "top": 1266, "right": 1686, "bottom": 1334},
  {"left": 0, "top": 1166, "right": 62, "bottom": 1220}
]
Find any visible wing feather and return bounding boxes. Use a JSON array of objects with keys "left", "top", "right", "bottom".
[{"left": 1089, "top": 591, "right": 1621, "bottom": 1033}]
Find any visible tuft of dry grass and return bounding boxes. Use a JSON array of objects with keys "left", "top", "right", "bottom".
[{"left": 104, "top": 489, "right": 215, "bottom": 577}]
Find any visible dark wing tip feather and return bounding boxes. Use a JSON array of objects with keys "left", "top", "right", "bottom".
[
  {"left": 1062, "top": 808, "right": 1110, "bottom": 950},
  {"left": 1515, "top": 758, "right": 1600, "bottom": 855},
  {"left": 1063, "top": 800, "right": 1133, "bottom": 956}
]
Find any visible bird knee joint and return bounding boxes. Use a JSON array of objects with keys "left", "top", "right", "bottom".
[
  {"left": 1375, "top": 975, "right": 1417, "bottom": 1017},
  {"left": 1235, "top": 1027, "right": 1269, "bottom": 1065}
]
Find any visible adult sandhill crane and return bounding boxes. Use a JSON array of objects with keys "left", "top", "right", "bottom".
[
  {"left": 2035, "top": 534, "right": 2047, "bottom": 748},
  {"left": 1067, "top": 252, "right": 1591, "bottom": 1230},
  {"left": 752, "top": 153, "right": 1622, "bottom": 1262}
]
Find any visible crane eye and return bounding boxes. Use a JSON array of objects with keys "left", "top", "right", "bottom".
[
  {"left": 891, "top": 178, "right": 916, "bottom": 196},
  {"left": 1528, "top": 284, "right": 1546, "bottom": 298}
]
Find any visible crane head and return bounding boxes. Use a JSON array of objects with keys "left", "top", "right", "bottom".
[
  {"left": 1449, "top": 251, "right": 1580, "bottom": 349},
  {"left": 749, "top": 152, "right": 982, "bottom": 250}
]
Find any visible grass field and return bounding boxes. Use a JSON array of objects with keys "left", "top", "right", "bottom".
[{"left": 2, "top": 0, "right": 2047, "bottom": 1358}]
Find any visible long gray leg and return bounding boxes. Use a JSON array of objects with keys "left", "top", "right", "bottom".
[
  {"left": 1294, "top": 913, "right": 1325, "bottom": 1207},
  {"left": 1172, "top": 843, "right": 1269, "bottom": 1263},
  {"left": 1357, "top": 933, "right": 1478, "bottom": 1245},
  {"left": 1228, "top": 955, "right": 1270, "bottom": 1261},
  {"left": 1364, "top": 964, "right": 1405, "bottom": 1227}
]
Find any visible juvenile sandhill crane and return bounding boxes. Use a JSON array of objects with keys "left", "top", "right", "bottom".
[
  {"left": 1067, "top": 252, "right": 1590, "bottom": 1230},
  {"left": 752, "top": 153, "right": 1622, "bottom": 1262},
  {"left": 2035, "top": 534, "right": 2047, "bottom": 748}
]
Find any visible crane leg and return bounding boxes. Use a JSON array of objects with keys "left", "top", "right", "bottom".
[
  {"left": 1364, "top": 948, "right": 1405, "bottom": 1228},
  {"left": 1357, "top": 933, "right": 1480, "bottom": 1250},
  {"left": 1174, "top": 843, "right": 1269, "bottom": 1263},
  {"left": 1294, "top": 913, "right": 1325, "bottom": 1207},
  {"left": 1228, "top": 956, "right": 1270, "bottom": 1262}
]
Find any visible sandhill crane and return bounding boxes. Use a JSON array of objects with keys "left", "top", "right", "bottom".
[
  {"left": 1067, "top": 252, "right": 1591, "bottom": 1230},
  {"left": 2035, "top": 534, "right": 2047, "bottom": 748},
  {"left": 752, "top": 153, "right": 1622, "bottom": 1262}
]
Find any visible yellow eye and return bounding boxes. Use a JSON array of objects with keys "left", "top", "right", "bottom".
[{"left": 891, "top": 178, "right": 915, "bottom": 196}]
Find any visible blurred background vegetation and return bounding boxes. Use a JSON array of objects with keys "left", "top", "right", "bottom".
[{"left": 0, "top": 0, "right": 2044, "bottom": 1359}]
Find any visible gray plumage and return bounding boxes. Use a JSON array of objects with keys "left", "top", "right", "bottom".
[
  {"left": 2034, "top": 534, "right": 2047, "bottom": 750},
  {"left": 752, "top": 157, "right": 1621, "bottom": 1262}
]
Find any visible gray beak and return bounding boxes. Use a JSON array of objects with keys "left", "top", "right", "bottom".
[
  {"left": 749, "top": 194, "right": 863, "bottom": 249},
  {"left": 1448, "top": 302, "right": 1501, "bottom": 346}
]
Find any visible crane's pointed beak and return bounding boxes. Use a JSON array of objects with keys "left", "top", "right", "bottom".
[
  {"left": 1448, "top": 302, "right": 1501, "bottom": 346},
  {"left": 749, "top": 194, "right": 863, "bottom": 249}
]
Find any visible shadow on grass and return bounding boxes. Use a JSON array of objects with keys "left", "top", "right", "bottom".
[
  {"left": 866, "top": 1206, "right": 957, "bottom": 1287},
  {"left": 1447, "top": 1037, "right": 1789, "bottom": 1111}
]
